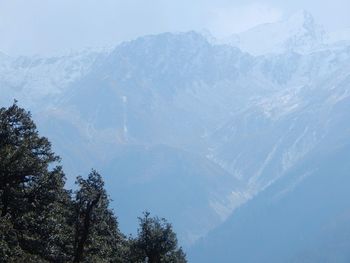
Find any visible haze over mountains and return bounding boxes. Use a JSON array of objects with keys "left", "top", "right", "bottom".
[
  {"left": 221, "top": 9, "right": 350, "bottom": 55},
  {"left": 1, "top": 10, "right": 350, "bottom": 262}
]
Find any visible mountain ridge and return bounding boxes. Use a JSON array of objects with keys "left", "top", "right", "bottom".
[{"left": 1, "top": 14, "right": 350, "bottom": 253}]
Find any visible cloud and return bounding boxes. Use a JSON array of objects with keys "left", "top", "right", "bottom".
[{"left": 206, "top": 3, "right": 283, "bottom": 37}]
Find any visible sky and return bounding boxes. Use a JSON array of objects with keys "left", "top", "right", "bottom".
[{"left": 0, "top": 0, "right": 349, "bottom": 56}]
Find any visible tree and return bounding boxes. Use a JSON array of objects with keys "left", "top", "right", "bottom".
[
  {"left": 0, "top": 102, "right": 186, "bottom": 262},
  {"left": 0, "top": 101, "right": 58, "bottom": 217},
  {"left": 72, "top": 170, "right": 127, "bottom": 263},
  {"left": 0, "top": 101, "right": 74, "bottom": 262},
  {"left": 0, "top": 101, "right": 71, "bottom": 261},
  {"left": 23, "top": 166, "right": 73, "bottom": 262},
  {"left": 130, "top": 212, "right": 187, "bottom": 263}
]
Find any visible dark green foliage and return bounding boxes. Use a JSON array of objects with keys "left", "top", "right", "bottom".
[
  {"left": 0, "top": 101, "right": 58, "bottom": 217},
  {"left": 72, "top": 170, "right": 126, "bottom": 262},
  {"left": 25, "top": 167, "right": 73, "bottom": 262},
  {"left": 0, "top": 215, "right": 23, "bottom": 261},
  {"left": 0, "top": 102, "right": 186, "bottom": 262},
  {"left": 0, "top": 102, "right": 71, "bottom": 261},
  {"left": 129, "top": 212, "right": 187, "bottom": 263}
]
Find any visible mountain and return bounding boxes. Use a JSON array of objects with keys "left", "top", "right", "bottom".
[
  {"left": 1, "top": 11, "right": 350, "bottom": 254},
  {"left": 222, "top": 10, "right": 326, "bottom": 55},
  {"left": 100, "top": 144, "right": 241, "bottom": 245},
  {"left": 190, "top": 133, "right": 350, "bottom": 262},
  {"left": 0, "top": 49, "right": 110, "bottom": 108},
  {"left": 33, "top": 36, "right": 350, "bottom": 249},
  {"left": 188, "top": 45, "right": 350, "bottom": 261},
  {"left": 209, "top": 46, "right": 350, "bottom": 191},
  {"left": 32, "top": 32, "right": 257, "bottom": 244}
]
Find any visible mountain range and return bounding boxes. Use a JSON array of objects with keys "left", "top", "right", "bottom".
[{"left": 1, "top": 10, "right": 350, "bottom": 262}]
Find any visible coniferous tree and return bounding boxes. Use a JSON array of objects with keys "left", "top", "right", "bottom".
[
  {"left": 0, "top": 101, "right": 58, "bottom": 217},
  {"left": 24, "top": 166, "right": 73, "bottom": 262},
  {"left": 0, "top": 102, "right": 71, "bottom": 261},
  {"left": 130, "top": 212, "right": 187, "bottom": 263},
  {"left": 0, "top": 102, "right": 186, "bottom": 262},
  {"left": 72, "top": 170, "right": 127, "bottom": 263}
]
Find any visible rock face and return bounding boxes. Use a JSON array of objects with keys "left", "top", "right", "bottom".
[{"left": 1, "top": 11, "right": 350, "bottom": 258}]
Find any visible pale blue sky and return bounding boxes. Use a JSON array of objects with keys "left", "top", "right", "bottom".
[{"left": 0, "top": 0, "right": 349, "bottom": 56}]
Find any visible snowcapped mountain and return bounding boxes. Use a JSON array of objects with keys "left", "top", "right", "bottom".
[
  {"left": 0, "top": 49, "right": 110, "bottom": 108},
  {"left": 222, "top": 10, "right": 327, "bottom": 55},
  {"left": 1, "top": 10, "right": 350, "bottom": 257}
]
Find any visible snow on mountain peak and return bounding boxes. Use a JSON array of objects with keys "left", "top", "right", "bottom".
[
  {"left": 0, "top": 49, "right": 110, "bottom": 108},
  {"left": 222, "top": 10, "right": 325, "bottom": 55}
]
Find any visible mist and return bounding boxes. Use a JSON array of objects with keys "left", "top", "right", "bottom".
[{"left": 1, "top": 1, "right": 350, "bottom": 262}]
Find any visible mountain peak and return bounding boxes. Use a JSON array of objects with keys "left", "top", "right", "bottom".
[{"left": 221, "top": 10, "right": 325, "bottom": 55}]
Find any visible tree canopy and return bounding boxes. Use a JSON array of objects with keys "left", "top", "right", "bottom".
[
  {"left": 0, "top": 102, "right": 186, "bottom": 262},
  {"left": 130, "top": 212, "right": 187, "bottom": 263}
]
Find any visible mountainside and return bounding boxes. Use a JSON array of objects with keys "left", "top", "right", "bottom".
[
  {"left": 1, "top": 10, "right": 350, "bottom": 256},
  {"left": 0, "top": 49, "right": 109, "bottom": 108},
  {"left": 190, "top": 138, "right": 350, "bottom": 262},
  {"left": 209, "top": 46, "right": 350, "bottom": 192},
  {"left": 100, "top": 144, "right": 241, "bottom": 245}
]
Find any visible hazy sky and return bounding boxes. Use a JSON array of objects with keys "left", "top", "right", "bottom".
[{"left": 0, "top": 0, "right": 349, "bottom": 56}]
